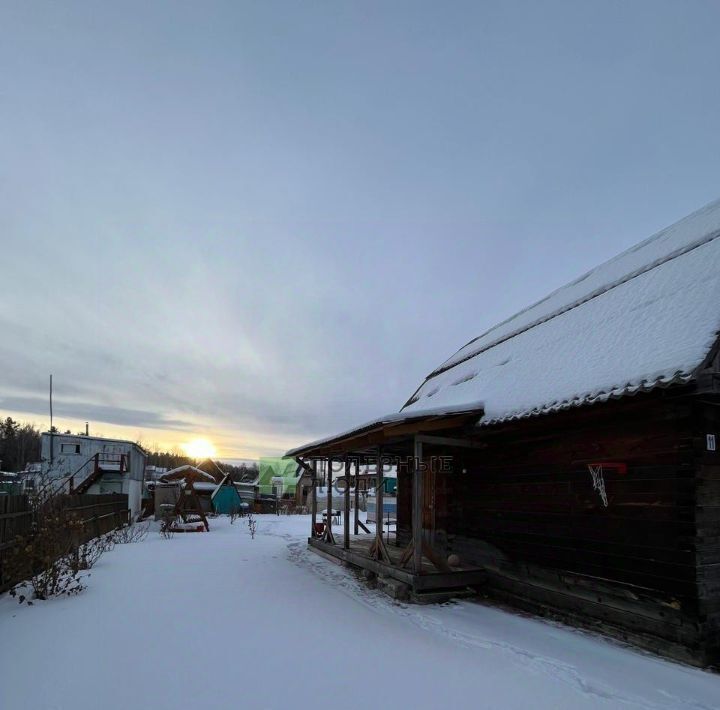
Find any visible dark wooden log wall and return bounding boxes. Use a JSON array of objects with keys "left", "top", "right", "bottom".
[
  {"left": 697, "top": 401, "right": 720, "bottom": 661},
  {"left": 397, "top": 392, "right": 720, "bottom": 664}
]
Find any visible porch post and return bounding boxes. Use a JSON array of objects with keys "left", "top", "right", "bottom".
[
  {"left": 353, "top": 457, "right": 360, "bottom": 535},
  {"left": 310, "top": 459, "right": 318, "bottom": 538},
  {"left": 344, "top": 457, "right": 351, "bottom": 550},
  {"left": 376, "top": 446, "right": 384, "bottom": 544},
  {"left": 413, "top": 436, "right": 423, "bottom": 574},
  {"left": 326, "top": 457, "right": 333, "bottom": 543}
]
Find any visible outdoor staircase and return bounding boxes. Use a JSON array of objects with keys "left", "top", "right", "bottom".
[{"left": 71, "top": 453, "right": 128, "bottom": 494}]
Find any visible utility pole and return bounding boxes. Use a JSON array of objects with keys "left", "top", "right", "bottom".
[{"left": 49, "top": 374, "right": 54, "bottom": 464}]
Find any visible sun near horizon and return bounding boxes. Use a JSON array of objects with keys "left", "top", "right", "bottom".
[{"left": 181, "top": 438, "right": 217, "bottom": 460}]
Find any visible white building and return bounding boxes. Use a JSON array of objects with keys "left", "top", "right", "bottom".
[{"left": 40, "top": 432, "right": 147, "bottom": 518}]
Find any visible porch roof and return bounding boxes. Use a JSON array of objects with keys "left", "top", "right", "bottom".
[{"left": 286, "top": 402, "right": 483, "bottom": 459}]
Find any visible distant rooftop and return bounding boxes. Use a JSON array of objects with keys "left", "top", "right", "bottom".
[{"left": 42, "top": 431, "right": 146, "bottom": 449}]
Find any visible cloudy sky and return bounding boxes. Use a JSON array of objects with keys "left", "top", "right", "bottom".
[{"left": 1, "top": 1, "right": 720, "bottom": 459}]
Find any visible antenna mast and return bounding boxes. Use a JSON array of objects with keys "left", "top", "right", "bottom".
[{"left": 49, "top": 374, "right": 54, "bottom": 463}]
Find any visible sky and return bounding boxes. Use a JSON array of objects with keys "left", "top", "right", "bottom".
[{"left": 1, "top": 1, "right": 720, "bottom": 460}]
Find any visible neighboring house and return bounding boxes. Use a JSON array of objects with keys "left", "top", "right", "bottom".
[
  {"left": 20, "top": 462, "right": 42, "bottom": 492},
  {"left": 144, "top": 465, "right": 168, "bottom": 481},
  {"left": 40, "top": 432, "right": 147, "bottom": 518},
  {"left": 262, "top": 458, "right": 399, "bottom": 509},
  {"left": 0, "top": 471, "right": 21, "bottom": 495},
  {"left": 234, "top": 480, "right": 259, "bottom": 506},
  {"left": 258, "top": 457, "right": 302, "bottom": 499},
  {"left": 288, "top": 197, "right": 720, "bottom": 665}
]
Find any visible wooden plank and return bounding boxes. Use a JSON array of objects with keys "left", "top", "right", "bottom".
[
  {"left": 413, "top": 569, "right": 487, "bottom": 591},
  {"left": 325, "top": 458, "right": 335, "bottom": 544},
  {"left": 0, "top": 492, "right": 128, "bottom": 593},
  {"left": 344, "top": 458, "right": 350, "bottom": 550},
  {"left": 354, "top": 458, "right": 360, "bottom": 535},
  {"left": 357, "top": 519, "right": 371, "bottom": 534},
  {"left": 376, "top": 446, "right": 384, "bottom": 545},
  {"left": 311, "top": 459, "right": 317, "bottom": 538},
  {"left": 421, "top": 541, "right": 451, "bottom": 573},
  {"left": 416, "top": 434, "right": 485, "bottom": 449},
  {"left": 307, "top": 537, "right": 486, "bottom": 591},
  {"left": 413, "top": 437, "right": 423, "bottom": 574}
]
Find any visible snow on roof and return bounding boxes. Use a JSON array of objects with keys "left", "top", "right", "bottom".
[
  {"left": 40, "top": 432, "right": 147, "bottom": 450},
  {"left": 161, "top": 465, "right": 217, "bottom": 483},
  {"left": 403, "top": 198, "right": 720, "bottom": 424},
  {"left": 192, "top": 481, "right": 218, "bottom": 492}
]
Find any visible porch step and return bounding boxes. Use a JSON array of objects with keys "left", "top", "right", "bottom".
[
  {"left": 377, "top": 576, "right": 410, "bottom": 601},
  {"left": 410, "top": 587, "right": 478, "bottom": 605}
]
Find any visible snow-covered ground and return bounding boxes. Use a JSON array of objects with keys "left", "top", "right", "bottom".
[{"left": 1, "top": 515, "right": 718, "bottom": 710}]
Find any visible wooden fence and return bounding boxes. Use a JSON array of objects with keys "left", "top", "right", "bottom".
[{"left": 0, "top": 493, "right": 129, "bottom": 593}]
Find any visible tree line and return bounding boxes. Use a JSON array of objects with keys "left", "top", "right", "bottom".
[
  {"left": 0, "top": 418, "right": 41, "bottom": 472},
  {"left": 0, "top": 417, "right": 259, "bottom": 482},
  {"left": 145, "top": 449, "right": 258, "bottom": 481}
]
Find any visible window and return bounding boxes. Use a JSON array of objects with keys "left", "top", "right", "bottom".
[{"left": 60, "top": 443, "right": 81, "bottom": 454}]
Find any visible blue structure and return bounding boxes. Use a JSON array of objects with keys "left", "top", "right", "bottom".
[{"left": 211, "top": 482, "right": 247, "bottom": 515}]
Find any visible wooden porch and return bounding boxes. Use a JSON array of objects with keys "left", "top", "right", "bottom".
[
  {"left": 308, "top": 533, "right": 486, "bottom": 595},
  {"left": 288, "top": 408, "right": 489, "bottom": 600}
]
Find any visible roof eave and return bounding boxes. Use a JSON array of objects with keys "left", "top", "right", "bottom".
[{"left": 286, "top": 404, "right": 484, "bottom": 459}]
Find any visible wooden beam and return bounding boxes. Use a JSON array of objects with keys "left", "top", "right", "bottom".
[
  {"left": 294, "top": 457, "right": 314, "bottom": 475},
  {"left": 325, "top": 457, "right": 335, "bottom": 544},
  {"left": 353, "top": 458, "right": 360, "bottom": 535},
  {"left": 308, "top": 538, "right": 487, "bottom": 592},
  {"left": 413, "top": 436, "right": 423, "bottom": 574},
  {"left": 291, "top": 412, "right": 479, "bottom": 459},
  {"left": 422, "top": 541, "right": 451, "bottom": 573},
  {"left": 357, "top": 519, "right": 371, "bottom": 534},
  {"left": 415, "top": 434, "right": 486, "bottom": 449},
  {"left": 310, "top": 459, "right": 318, "bottom": 538},
  {"left": 368, "top": 447, "right": 392, "bottom": 564},
  {"left": 344, "top": 458, "right": 350, "bottom": 550},
  {"left": 376, "top": 446, "right": 384, "bottom": 546},
  {"left": 382, "top": 414, "right": 477, "bottom": 438}
]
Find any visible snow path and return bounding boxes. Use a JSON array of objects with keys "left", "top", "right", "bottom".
[{"left": 1, "top": 516, "right": 718, "bottom": 710}]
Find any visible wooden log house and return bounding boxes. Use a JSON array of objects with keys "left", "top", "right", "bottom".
[{"left": 287, "top": 198, "right": 720, "bottom": 665}]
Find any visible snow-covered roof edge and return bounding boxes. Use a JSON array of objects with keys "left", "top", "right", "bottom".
[
  {"left": 476, "top": 371, "right": 696, "bottom": 427},
  {"left": 285, "top": 402, "right": 484, "bottom": 458},
  {"left": 163, "top": 464, "right": 217, "bottom": 481},
  {"left": 421, "top": 197, "right": 720, "bottom": 384},
  {"left": 288, "top": 198, "right": 720, "bottom": 458},
  {"left": 402, "top": 198, "right": 720, "bottom": 415}
]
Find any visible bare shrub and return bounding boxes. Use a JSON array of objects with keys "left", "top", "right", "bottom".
[
  {"left": 159, "top": 516, "right": 176, "bottom": 539},
  {"left": 158, "top": 503, "right": 177, "bottom": 539},
  {"left": 4, "top": 499, "right": 140, "bottom": 603},
  {"left": 72, "top": 534, "right": 110, "bottom": 572},
  {"left": 112, "top": 522, "right": 149, "bottom": 544},
  {"left": 6, "top": 507, "right": 89, "bottom": 603},
  {"left": 247, "top": 513, "right": 257, "bottom": 540},
  {"left": 229, "top": 506, "right": 247, "bottom": 524}
]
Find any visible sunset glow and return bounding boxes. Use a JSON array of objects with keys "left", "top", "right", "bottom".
[{"left": 182, "top": 438, "right": 217, "bottom": 460}]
